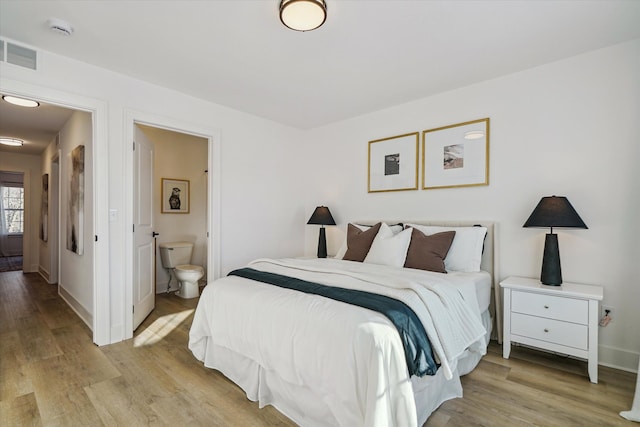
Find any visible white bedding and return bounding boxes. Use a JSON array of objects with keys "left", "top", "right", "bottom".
[
  {"left": 189, "top": 258, "right": 489, "bottom": 426},
  {"left": 449, "top": 270, "right": 492, "bottom": 313}
]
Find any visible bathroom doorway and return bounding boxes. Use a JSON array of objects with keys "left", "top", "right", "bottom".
[{"left": 132, "top": 122, "right": 210, "bottom": 330}]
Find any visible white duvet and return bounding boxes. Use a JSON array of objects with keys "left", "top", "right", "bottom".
[{"left": 189, "top": 258, "right": 487, "bottom": 426}]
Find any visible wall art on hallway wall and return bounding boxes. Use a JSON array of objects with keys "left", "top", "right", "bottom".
[
  {"left": 67, "top": 145, "right": 84, "bottom": 255},
  {"left": 40, "top": 173, "right": 48, "bottom": 242}
]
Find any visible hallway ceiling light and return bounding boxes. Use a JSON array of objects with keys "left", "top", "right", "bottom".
[
  {"left": 0, "top": 138, "right": 24, "bottom": 147},
  {"left": 279, "top": 0, "right": 327, "bottom": 32},
  {"left": 2, "top": 95, "right": 40, "bottom": 108}
]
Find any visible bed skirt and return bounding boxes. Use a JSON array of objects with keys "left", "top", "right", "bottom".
[{"left": 198, "top": 309, "right": 491, "bottom": 426}]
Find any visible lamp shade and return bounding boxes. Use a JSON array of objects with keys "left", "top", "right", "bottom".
[
  {"left": 523, "top": 196, "right": 587, "bottom": 230},
  {"left": 280, "top": 0, "right": 327, "bottom": 32},
  {"left": 307, "top": 206, "right": 336, "bottom": 226}
]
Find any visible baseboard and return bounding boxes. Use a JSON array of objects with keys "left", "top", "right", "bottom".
[
  {"left": 23, "top": 263, "right": 39, "bottom": 273},
  {"left": 599, "top": 345, "right": 640, "bottom": 373},
  {"left": 58, "top": 285, "right": 93, "bottom": 331},
  {"left": 38, "top": 266, "right": 50, "bottom": 283}
]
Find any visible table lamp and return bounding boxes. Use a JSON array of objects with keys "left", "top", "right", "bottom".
[
  {"left": 523, "top": 196, "right": 587, "bottom": 285},
  {"left": 307, "top": 206, "right": 336, "bottom": 258}
]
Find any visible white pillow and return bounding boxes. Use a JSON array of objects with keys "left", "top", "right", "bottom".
[
  {"left": 334, "top": 222, "right": 403, "bottom": 259},
  {"left": 364, "top": 223, "right": 413, "bottom": 267},
  {"left": 405, "top": 224, "right": 487, "bottom": 272}
]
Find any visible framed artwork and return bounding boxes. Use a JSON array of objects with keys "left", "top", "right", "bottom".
[
  {"left": 67, "top": 145, "right": 84, "bottom": 254},
  {"left": 368, "top": 132, "right": 419, "bottom": 193},
  {"left": 161, "top": 178, "right": 190, "bottom": 214},
  {"left": 422, "top": 118, "right": 489, "bottom": 190},
  {"left": 40, "top": 173, "right": 48, "bottom": 242}
]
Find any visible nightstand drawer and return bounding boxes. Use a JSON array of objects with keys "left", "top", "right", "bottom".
[
  {"left": 512, "top": 290, "right": 588, "bottom": 324},
  {"left": 511, "top": 312, "right": 588, "bottom": 350}
]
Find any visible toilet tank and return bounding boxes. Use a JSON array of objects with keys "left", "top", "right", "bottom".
[{"left": 159, "top": 241, "right": 193, "bottom": 268}]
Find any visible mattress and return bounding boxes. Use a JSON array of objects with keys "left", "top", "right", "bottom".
[{"left": 450, "top": 270, "right": 492, "bottom": 313}]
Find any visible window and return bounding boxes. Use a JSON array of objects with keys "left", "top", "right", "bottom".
[{"left": 1, "top": 186, "right": 24, "bottom": 234}]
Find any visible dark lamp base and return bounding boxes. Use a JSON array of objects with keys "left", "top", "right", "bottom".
[
  {"left": 541, "top": 233, "right": 562, "bottom": 286},
  {"left": 317, "top": 227, "right": 327, "bottom": 258}
]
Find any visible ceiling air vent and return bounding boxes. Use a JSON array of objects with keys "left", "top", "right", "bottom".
[{"left": 6, "top": 42, "right": 37, "bottom": 70}]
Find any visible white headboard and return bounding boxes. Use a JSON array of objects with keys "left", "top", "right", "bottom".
[{"left": 354, "top": 220, "right": 502, "bottom": 342}]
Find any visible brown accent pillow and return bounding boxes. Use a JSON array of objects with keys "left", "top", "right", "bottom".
[
  {"left": 342, "top": 222, "right": 382, "bottom": 262},
  {"left": 403, "top": 229, "right": 456, "bottom": 273}
]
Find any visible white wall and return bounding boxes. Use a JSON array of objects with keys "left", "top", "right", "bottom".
[
  {"left": 303, "top": 39, "right": 640, "bottom": 371},
  {"left": 0, "top": 153, "right": 40, "bottom": 271},
  {"left": 55, "top": 110, "right": 94, "bottom": 325},
  {"left": 39, "top": 135, "right": 56, "bottom": 282},
  {"left": 136, "top": 124, "right": 209, "bottom": 293},
  {"left": 1, "top": 39, "right": 306, "bottom": 344}
]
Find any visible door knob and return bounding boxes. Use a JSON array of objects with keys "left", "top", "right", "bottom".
[{"left": 152, "top": 232, "right": 159, "bottom": 237}]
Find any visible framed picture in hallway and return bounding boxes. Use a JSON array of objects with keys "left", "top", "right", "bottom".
[
  {"left": 162, "top": 178, "right": 190, "bottom": 214},
  {"left": 40, "top": 173, "right": 48, "bottom": 242},
  {"left": 67, "top": 145, "right": 84, "bottom": 255}
]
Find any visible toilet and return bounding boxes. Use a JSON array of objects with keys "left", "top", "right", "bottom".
[{"left": 159, "top": 241, "right": 204, "bottom": 299}]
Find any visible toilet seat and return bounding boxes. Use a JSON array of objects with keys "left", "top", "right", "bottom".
[{"left": 175, "top": 264, "right": 204, "bottom": 273}]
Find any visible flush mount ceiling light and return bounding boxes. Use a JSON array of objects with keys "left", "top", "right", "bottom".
[
  {"left": 464, "top": 130, "right": 485, "bottom": 140},
  {"left": 0, "top": 138, "right": 24, "bottom": 147},
  {"left": 2, "top": 95, "right": 40, "bottom": 108},
  {"left": 280, "top": 0, "right": 327, "bottom": 32}
]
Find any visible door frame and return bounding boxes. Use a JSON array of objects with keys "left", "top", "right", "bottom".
[
  {"left": 124, "top": 109, "right": 221, "bottom": 338},
  {"left": 0, "top": 170, "right": 26, "bottom": 262},
  {"left": 0, "top": 78, "right": 110, "bottom": 345},
  {"left": 49, "top": 150, "right": 61, "bottom": 284}
]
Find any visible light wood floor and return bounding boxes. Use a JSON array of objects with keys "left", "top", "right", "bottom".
[{"left": 1, "top": 271, "right": 636, "bottom": 426}]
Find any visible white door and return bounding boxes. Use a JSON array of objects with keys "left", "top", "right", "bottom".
[{"left": 133, "top": 125, "right": 156, "bottom": 330}]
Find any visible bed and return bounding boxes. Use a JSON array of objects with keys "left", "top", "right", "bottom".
[{"left": 189, "top": 220, "right": 500, "bottom": 426}]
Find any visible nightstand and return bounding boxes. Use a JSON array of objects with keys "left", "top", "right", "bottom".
[{"left": 500, "top": 276, "right": 603, "bottom": 383}]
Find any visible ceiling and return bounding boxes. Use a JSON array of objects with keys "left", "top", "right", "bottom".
[
  {"left": 0, "top": 97, "right": 74, "bottom": 155},
  {"left": 1, "top": 1, "right": 639, "bottom": 154}
]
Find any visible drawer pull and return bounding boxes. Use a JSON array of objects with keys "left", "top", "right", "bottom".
[
  {"left": 544, "top": 328, "right": 549, "bottom": 333},
  {"left": 544, "top": 305, "right": 549, "bottom": 309}
]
